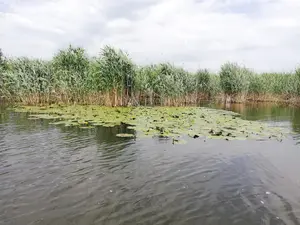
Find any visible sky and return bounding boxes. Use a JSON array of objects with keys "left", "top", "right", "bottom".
[{"left": 0, "top": 0, "right": 300, "bottom": 72}]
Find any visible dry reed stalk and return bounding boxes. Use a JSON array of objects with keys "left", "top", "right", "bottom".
[{"left": 7, "top": 91, "right": 300, "bottom": 107}]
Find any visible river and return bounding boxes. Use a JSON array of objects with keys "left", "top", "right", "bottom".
[{"left": 1, "top": 103, "right": 300, "bottom": 225}]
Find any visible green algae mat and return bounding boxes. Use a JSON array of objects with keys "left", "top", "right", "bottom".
[{"left": 14, "top": 105, "right": 286, "bottom": 142}]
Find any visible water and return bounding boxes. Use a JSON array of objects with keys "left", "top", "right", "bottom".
[{"left": 1, "top": 103, "right": 300, "bottom": 225}]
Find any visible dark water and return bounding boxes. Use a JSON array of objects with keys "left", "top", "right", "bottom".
[{"left": 1, "top": 103, "right": 300, "bottom": 225}]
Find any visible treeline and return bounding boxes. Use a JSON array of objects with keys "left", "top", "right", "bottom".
[{"left": 0, "top": 45, "right": 300, "bottom": 106}]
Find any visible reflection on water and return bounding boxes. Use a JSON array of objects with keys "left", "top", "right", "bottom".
[{"left": 1, "top": 104, "right": 300, "bottom": 225}]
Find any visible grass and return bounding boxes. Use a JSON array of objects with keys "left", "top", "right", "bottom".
[{"left": 0, "top": 46, "right": 300, "bottom": 106}]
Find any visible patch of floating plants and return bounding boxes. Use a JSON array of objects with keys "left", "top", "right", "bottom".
[{"left": 14, "top": 105, "right": 287, "bottom": 143}]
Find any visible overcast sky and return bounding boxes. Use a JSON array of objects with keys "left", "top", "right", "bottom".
[{"left": 0, "top": 0, "right": 299, "bottom": 71}]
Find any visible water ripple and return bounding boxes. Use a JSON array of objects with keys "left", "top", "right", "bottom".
[{"left": 1, "top": 110, "right": 300, "bottom": 225}]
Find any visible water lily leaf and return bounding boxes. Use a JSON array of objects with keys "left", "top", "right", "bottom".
[
  {"left": 27, "top": 117, "right": 40, "bottom": 120},
  {"left": 14, "top": 105, "right": 288, "bottom": 143},
  {"left": 49, "top": 120, "right": 70, "bottom": 125},
  {"left": 79, "top": 126, "right": 95, "bottom": 129},
  {"left": 116, "top": 133, "right": 135, "bottom": 138},
  {"left": 172, "top": 139, "right": 187, "bottom": 145},
  {"left": 101, "top": 123, "right": 116, "bottom": 127}
]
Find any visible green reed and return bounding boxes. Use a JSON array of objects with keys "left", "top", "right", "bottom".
[{"left": 0, "top": 46, "right": 299, "bottom": 105}]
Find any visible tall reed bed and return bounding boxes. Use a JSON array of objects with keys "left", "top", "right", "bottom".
[{"left": 0, "top": 46, "right": 299, "bottom": 106}]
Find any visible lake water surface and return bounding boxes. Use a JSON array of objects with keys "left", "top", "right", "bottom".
[{"left": 1, "top": 103, "right": 300, "bottom": 225}]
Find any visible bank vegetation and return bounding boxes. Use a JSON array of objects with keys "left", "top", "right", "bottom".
[{"left": 1, "top": 46, "right": 299, "bottom": 106}]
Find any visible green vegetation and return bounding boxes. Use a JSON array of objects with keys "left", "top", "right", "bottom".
[
  {"left": 0, "top": 45, "right": 300, "bottom": 105},
  {"left": 220, "top": 62, "right": 252, "bottom": 97},
  {"left": 14, "top": 105, "right": 286, "bottom": 143}
]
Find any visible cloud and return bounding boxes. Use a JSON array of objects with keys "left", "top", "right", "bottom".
[{"left": 0, "top": 0, "right": 299, "bottom": 72}]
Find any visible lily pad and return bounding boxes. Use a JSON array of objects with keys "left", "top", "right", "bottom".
[
  {"left": 79, "top": 126, "right": 95, "bottom": 129},
  {"left": 13, "top": 105, "right": 289, "bottom": 143},
  {"left": 116, "top": 133, "right": 135, "bottom": 138}
]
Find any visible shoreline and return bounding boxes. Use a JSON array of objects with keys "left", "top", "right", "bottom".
[{"left": 1, "top": 93, "right": 300, "bottom": 107}]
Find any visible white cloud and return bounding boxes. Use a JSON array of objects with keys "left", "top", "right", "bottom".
[{"left": 0, "top": 0, "right": 300, "bottom": 72}]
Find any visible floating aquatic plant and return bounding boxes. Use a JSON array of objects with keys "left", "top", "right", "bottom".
[
  {"left": 14, "top": 105, "right": 287, "bottom": 143},
  {"left": 116, "top": 133, "right": 135, "bottom": 138}
]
